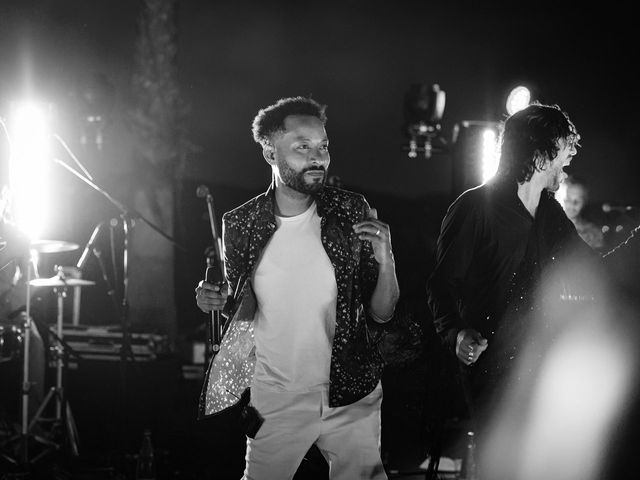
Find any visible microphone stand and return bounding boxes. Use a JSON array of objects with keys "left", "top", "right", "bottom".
[
  {"left": 50, "top": 151, "right": 187, "bottom": 455},
  {"left": 92, "top": 245, "right": 122, "bottom": 325},
  {"left": 199, "top": 187, "right": 224, "bottom": 366},
  {"left": 53, "top": 159, "right": 185, "bottom": 251}
]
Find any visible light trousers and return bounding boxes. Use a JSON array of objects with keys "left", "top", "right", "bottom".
[{"left": 242, "top": 382, "right": 386, "bottom": 480}]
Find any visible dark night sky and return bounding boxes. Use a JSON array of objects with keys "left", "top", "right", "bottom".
[{"left": 1, "top": 0, "right": 638, "bottom": 204}]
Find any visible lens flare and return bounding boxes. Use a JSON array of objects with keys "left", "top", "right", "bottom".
[
  {"left": 8, "top": 101, "right": 52, "bottom": 239},
  {"left": 481, "top": 128, "right": 500, "bottom": 183},
  {"left": 506, "top": 86, "right": 531, "bottom": 115}
]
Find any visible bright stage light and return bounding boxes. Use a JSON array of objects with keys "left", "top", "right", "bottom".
[
  {"left": 479, "top": 261, "right": 637, "bottom": 480},
  {"left": 481, "top": 128, "right": 500, "bottom": 183},
  {"left": 555, "top": 181, "right": 567, "bottom": 206},
  {"left": 515, "top": 315, "right": 633, "bottom": 480},
  {"left": 8, "top": 101, "right": 52, "bottom": 239},
  {"left": 506, "top": 86, "right": 531, "bottom": 115}
]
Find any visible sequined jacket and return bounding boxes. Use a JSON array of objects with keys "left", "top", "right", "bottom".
[{"left": 198, "top": 183, "right": 390, "bottom": 418}]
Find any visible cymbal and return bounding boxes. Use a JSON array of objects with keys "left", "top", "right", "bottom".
[
  {"left": 30, "top": 239, "right": 80, "bottom": 253},
  {"left": 29, "top": 277, "right": 96, "bottom": 288}
]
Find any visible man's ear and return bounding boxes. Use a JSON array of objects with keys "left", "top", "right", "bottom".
[{"left": 262, "top": 146, "right": 275, "bottom": 165}]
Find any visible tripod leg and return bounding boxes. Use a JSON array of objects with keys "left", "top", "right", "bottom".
[
  {"left": 28, "top": 387, "right": 56, "bottom": 432},
  {"left": 65, "top": 401, "right": 80, "bottom": 457}
]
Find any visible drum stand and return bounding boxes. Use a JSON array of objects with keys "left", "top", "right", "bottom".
[
  {"left": 26, "top": 283, "right": 80, "bottom": 461},
  {"left": 4, "top": 268, "right": 80, "bottom": 469}
]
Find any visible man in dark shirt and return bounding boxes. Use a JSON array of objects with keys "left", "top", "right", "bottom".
[{"left": 427, "top": 103, "right": 592, "bottom": 424}]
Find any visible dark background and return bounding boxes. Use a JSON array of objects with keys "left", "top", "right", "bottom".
[
  {"left": 1, "top": 1, "right": 639, "bottom": 478},
  {"left": 1, "top": 1, "right": 638, "bottom": 202}
]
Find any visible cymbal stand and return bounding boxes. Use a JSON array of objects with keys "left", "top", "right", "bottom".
[
  {"left": 18, "top": 256, "right": 35, "bottom": 465},
  {"left": 119, "top": 213, "right": 135, "bottom": 367},
  {"left": 0, "top": 255, "right": 56, "bottom": 468},
  {"left": 22, "top": 272, "right": 80, "bottom": 464}
]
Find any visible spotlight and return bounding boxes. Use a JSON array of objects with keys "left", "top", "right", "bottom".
[
  {"left": 76, "top": 73, "right": 115, "bottom": 150},
  {"left": 402, "top": 83, "right": 447, "bottom": 159},
  {"left": 7, "top": 100, "right": 53, "bottom": 238},
  {"left": 505, "top": 85, "right": 531, "bottom": 115},
  {"left": 451, "top": 121, "right": 500, "bottom": 195},
  {"left": 555, "top": 182, "right": 568, "bottom": 207},
  {"left": 480, "top": 128, "right": 500, "bottom": 183}
]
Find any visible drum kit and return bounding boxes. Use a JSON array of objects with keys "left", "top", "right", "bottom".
[{"left": 1, "top": 238, "right": 95, "bottom": 468}]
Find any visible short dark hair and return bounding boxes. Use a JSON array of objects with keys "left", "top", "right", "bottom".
[
  {"left": 497, "top": 103, "right": 580, "bottom": 183},
  {"left": 251, "top": 96, "right": 327, "bottom": 148}
]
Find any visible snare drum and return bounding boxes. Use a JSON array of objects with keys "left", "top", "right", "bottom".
[{"left": 0, "top": 323, "right": 23, "bottom": 362}]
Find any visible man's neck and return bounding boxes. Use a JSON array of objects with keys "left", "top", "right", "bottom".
[
  {"left": 517, "top": 178, "right": 545, "bottom": 218},
  {"left": 274, "top": 184, "right": 314, "bottom": 217}
]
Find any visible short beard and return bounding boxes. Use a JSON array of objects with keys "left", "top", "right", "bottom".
[{"left": 278, "top": 162, "right": 326, "bottom": 195}]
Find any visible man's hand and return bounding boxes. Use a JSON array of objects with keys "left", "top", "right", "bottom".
[
  {"left": 353, "top": 208, "right": 394, "bottom": 266},
  {"left": 195, "top": 281, "right": 228, "bottom": 313},
  {"left": 456, "top": 328, "right": 488, "bottom": 366}
]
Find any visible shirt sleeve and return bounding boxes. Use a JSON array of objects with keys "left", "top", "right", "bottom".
[
  {"left": 358, "top": 196, "right": 380, "bottom": 308},
  {"left": 427, "top": 195, "right": 482, "bottom": 350}
]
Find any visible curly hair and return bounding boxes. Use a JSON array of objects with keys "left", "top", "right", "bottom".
[
  {"left": 251, "top": 96, "right": 327, "bottom": 148},
  {"left": 497, "top": 103, "right": 580, "bottom": 183}
]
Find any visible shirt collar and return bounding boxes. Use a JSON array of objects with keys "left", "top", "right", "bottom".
[{"left": 261, "top": 181, "right": 337, "bottom": 219}]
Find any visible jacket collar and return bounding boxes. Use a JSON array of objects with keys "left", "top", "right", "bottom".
[{"left": 259, "top": 181, "right": 338, "bottom": 219}]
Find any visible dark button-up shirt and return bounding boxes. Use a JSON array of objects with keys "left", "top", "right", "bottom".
[
  {"left": 427, "top": 180, "right": 535, "bottom": 350},
  {"left": 428, "top": 177, "right": 602, "bottom": 406},
  {"left": 427, "top": 178, "right": 593, "bottom": 348}
]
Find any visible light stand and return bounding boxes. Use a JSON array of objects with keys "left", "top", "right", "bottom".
[{"left": 402, "top": 83, "right": 447, "bottom": 160}]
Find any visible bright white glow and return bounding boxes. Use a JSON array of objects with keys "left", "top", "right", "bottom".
[
  {"left": 506, "top": 86, "right": 531, "bottom": 115},
  {"left": 480, "top": 285, "right": 637, "bottom": 480},
  {"left": 481, "top": 128, "right": 500, "bottom": 183},
  {"left": 9, "top": 101, "right": 52, "bottom": 239},
  {"left": 516, "top": 317, "right": 632, "bottom": 480},
  {"left": 555, "top": 182, "right": 568, "bottom": 208}
]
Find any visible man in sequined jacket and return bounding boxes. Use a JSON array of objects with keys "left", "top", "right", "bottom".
[{"left": 195, "top": 96, "right": 399, "bottom": 480}]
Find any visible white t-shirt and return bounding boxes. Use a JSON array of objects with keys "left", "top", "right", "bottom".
[{"left": 251, "top": 202, "right": 337, "bottom": 392}]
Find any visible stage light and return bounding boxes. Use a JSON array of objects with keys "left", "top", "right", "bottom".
[
  {"left": 481, "top": 128, "right": 500, "bottom": 183},
  {"left": 506, "top": 86, "right": 531, "bottom": 115},
  {"left": 555, "top": 181, "right": 567, "bottom": 206},
  {"left": 8, "top": 100, "right": 53, "bottom": 239},
  {"left": 403, "top": 83, "right": 447, "bottom": 159},
  {"left": 451, "top": 120, "right": 499, "bottom": 195}
]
